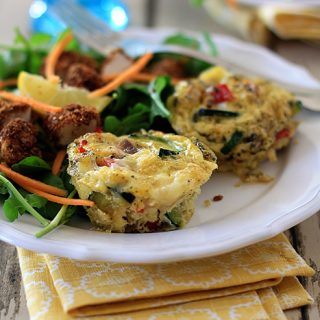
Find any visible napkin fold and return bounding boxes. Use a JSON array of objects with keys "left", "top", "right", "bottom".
[{"left": 18, "top": 234, "right": 314, "bottom": 320}]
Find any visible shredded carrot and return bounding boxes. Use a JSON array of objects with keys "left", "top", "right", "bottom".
[
  {"left": 226, "top": 0, "right": 238, "bottom": 9},
  {"left": 45, "top": 32, "right": 74, "bottom": 83},
  {"left": 0, "top": 91, "right": 62, "bottom": 114},
  {"left": 23, "top": 185, "right": 94, "bottom": 207},
  {"left": 90, "top": 52, "right": 154, "bottom": 97},
  {"left": 52, "top": 150, "right": 66, "bottom": 176},
  {"left": 102, "top": 72, "right": 181, "bottom": 85},
  {"left": 0, "top": 163, "right": 67, "bottom": 197},
  {"left": 0, "top": 78, "right": 17, "bottom": 89}
]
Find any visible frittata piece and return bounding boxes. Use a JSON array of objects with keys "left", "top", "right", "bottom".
[
  {"left": 67, "top": 131, "right": 217, "bottom": 232},
  {"left": 168, "top": 66, "right": 299, "bottom": 182}
]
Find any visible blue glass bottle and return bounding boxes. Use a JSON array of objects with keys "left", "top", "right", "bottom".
[{"left": 29, "top": 0, "right": 129, "bottom": 36}]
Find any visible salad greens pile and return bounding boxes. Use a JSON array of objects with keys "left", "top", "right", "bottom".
[
  {"left": 0, "top": 156, "right": 82, "bottom": 237},
  {"left": 103, "top": 76, "right": 173, "bottom": 136}
]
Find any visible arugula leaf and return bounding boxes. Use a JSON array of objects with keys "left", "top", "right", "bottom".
[
  {"left": 18, "top": 188, "right": 47, "bottom": 209},
  {"left": 25, "top": 194, "right": 47, "bottom": 208},
  {"left": 35, "top": 190, "right": 77, "bottom": 238},
  {"left": 42, "top": 173, "right": 65, "bottom": 190},
  {"left": 104, "top": 84, "right": 149, "bottom": 118},
  {"left": 163, "top": 33, "right": 201, "bottom": 50},
  {"left": 60, "top": 166, "right": 75, "bottom": 193},
  {"left": 104, "top": 103, "right": 150, "bottom": 136},
  {"left": 203, "top": 31, "right": 218, "bottom": 57},
  {"left": 0, "top": 174, "right": 49, "bottom": 225},
  {"left": 3, "top": 194, "right": 24, "bottom": 222},
  {"left": 60, "top": 205, "right": 78, "bottom": 226},
  {"left": 29, "top": 33, "right": 52, "bottom": 48},
  {"left": 148, "top": 76, "right": 172, "bottom": 119},
  {"left": 12, "top": 156, "right": 51, "bottom": 175},
  {"left": 103, "top": 76, "right": 172, "bottom": 136},
  {"left": 39, "top": 202, "right": 61, "bottom": 220}
]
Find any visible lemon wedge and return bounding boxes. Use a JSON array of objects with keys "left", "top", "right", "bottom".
[{"left": 18, "top": 71, "right": 112, "bottom": 113}]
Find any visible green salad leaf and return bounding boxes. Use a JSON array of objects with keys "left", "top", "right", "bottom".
[
  {"left": 35, "top": 190, "right": 77, "bottom": 238},
  {"left": 42, "top": 173, "right": 65, "bottom": 190},
  {"left": 162, "top": 31, "right": 219, "bottom": 59},
  {"left": 3, "top": 194, "right": 25, "bottom": 222},
  {"left": 0, "top": 173, "right": 49, "bottom": 225},
  {"left": 104, "top": 103, "right": 150, "bottom": 136},
  {"left": 103, "top": 76, "right": 172, "bottom": 136},
  {"left": 12, "top": 156, "right": 51, "bottom": 175},
  {"left": 148, "top": 76, "right": 172, "bottom": 119},
  {"left": 25, "top": 193, "right": 48, "bottom": 208},
  {"left": 203, "top": 31, "right": 218, "bottom": 57},
  {"left": 163, "top": 33, "right": 201, "bottom": 50}
]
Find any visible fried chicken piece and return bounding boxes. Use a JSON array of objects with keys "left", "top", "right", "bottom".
[
  {"left": 64, "top": 63, "right": 104, "bottom": 91},
  {"left": 147, "top": 58, "right": 185, "bottom": 78},
  {"left": 0, "top": 99, "right": 31, "bottom": 129},
  {"left": 101, "top": 48, "right": 134, "bottom": 76},
  {"left": 43, "top": 104, "right": 101, "bottom": 146},
  {"left": 0, "top": 119, "right": 41, "bottom": 165},
  {"left": 42, "top": 51, "right": 98, "bottom": 80}
]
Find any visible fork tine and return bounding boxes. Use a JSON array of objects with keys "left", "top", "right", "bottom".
[
  {"left": 50, "top": 0, "right": 120, "bottom": 53},
  {"left": 62, "top": 2, "right": 109, "bottom": 33}
]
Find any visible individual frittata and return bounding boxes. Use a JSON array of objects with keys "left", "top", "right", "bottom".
[
  {"left": 67, "top": 131, "right": 217, "bottom": 232},
  {"left": 168, "top": 66, "right": 300, "bottom": 182}
]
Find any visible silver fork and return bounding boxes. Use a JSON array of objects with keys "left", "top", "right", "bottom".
[{"left": 49, "top": 0, "right": 121, "bottom": 54}]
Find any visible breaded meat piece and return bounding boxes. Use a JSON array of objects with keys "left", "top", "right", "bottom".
[
  {"left": 100, "top": 48, "right": 133, "bottom": 76},
  {"left": 42, "top": 51, "right": 98, "bottom": 80},
  {"left": 43, "top": 104, "right": 101, "bottom": 146},
  {"left": 67, "top": 131, "right": 217, "bottom": 233},
  {"left": 64, "top": 63, "right": 104, "bottom": 91},
  {"left": 0, "top": 119, "right": 41, "bottom": 165},
  {"left": 0, "top": 99, "right": 31, "bottom": 129},
  {"left": 147, "top": 58, "right": 185, "bottom": 78}
]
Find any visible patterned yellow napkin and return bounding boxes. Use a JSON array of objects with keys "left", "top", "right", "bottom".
[{"left": 18, "top": 234, "right": 314, "bottom": 320}]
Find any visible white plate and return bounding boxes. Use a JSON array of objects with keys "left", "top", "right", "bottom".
[{"left": 1, "top": 28, "right": 320, "bottom": 263}]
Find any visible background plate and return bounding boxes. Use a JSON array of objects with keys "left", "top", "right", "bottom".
[{"left": 0, "top": 28, "right": 320, "bottom": 263}]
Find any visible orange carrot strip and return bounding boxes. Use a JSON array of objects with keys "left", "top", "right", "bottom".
[
  {"left": 90, "top": 52, "right": 154, "bottom": 97},
  {"left": 52, "top": 150, "right": 66, "bottom": 176},
  {"left": 23, "top": 185, "right": 94, "bottom": 207},
  {"left": 0, "top": 91, "right": 62, "bottom": 114},
  {"left": 45, "top": 32, "right": 74, "bottom": 83},
  {"left": 0, "top": 163, "right": 67, "bottom": 197},
  {"left": 102, "top": 72, "right": 181, "bottom": 85},
  {"left": 0, "top": 78, "right": 17, "bottom": 89}
]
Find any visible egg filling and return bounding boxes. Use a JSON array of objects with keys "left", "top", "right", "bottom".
[{"left": 67, "top": 131, "right": 217, "bottom": 232}]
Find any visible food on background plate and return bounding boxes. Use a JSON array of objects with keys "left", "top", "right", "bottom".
[
  {"left": 67, "top": 131, "right": 217, "bottom": 232},
  {"left": 168, "top": 66, "right": 300, "bottom": 182}
]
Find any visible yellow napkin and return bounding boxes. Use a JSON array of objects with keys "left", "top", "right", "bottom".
[{"left": 18, "top": 234, "right": 314, "bottom": 320}]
